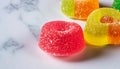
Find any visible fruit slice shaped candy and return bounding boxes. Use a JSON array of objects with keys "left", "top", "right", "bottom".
[
  {"left": 84, "top": 8, "right": 120, "bottom": 46},
  {"left": 39, "top": 21, "right": 85, "bottom": 56},
  {"left": 61, "top": 0, "right": 99, "bottom": 20}
]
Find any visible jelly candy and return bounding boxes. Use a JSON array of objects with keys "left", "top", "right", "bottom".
[
  {"left": 112, "top": 0, "right": 120, "bottom": 11},
  {"left": 61, "top": 0, "right": 99, "bottom": 20},
  {"left": 39, "top": 21, "right": 85, "bottom": 56},
  {"left": 84, "top": 8, "right": 120, "bottom": 46}
]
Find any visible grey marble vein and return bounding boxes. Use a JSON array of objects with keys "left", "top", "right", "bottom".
[
  {"left": 21, "top": 0, "right": 39, "bottom": 12},
  {"left": 5, "top": 3, "right": 20, "bottom": 13},
  {"left": 27, "top": 25, "right": 40, "bottom": 41},
  {"left": 0, "top": 38, "right": 24, "bottom": 53},
  {"left": 3, "top": 0, "right": 42, "bottom": 41},
  {"left": 5, "top": 0, "right": 39, "bottom": 13}
]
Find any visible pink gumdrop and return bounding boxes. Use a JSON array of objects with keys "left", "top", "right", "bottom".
[{"left": 39, "top": 21, "right": 85, "bottom": 56}]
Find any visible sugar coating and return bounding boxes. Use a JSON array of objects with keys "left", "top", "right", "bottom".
[
  {"left": 61, "top": 0, "right": 99, "bottom": 20},
  {"left": 75, "top": 0, "right": 99, "bottom": 19},
  {"left": 84, "top": 8, "right": 120, "bottom": 46},
  {"left": 39, "top": 21, "right": 85, "bottom": 56},
  {"left": 109, "top": 23, "right": 120, "bottom": 44},
  {"left": 61, "top": 0, "right": 74, "bottom": 17}
]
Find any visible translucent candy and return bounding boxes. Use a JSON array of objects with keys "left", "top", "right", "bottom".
[
  {"left": 61, "top": 0, "right": 74, "bottom": 17},
  {"left": 39, "top": 21, "right": 85, "bottom": 56},
  {"left": 109, "top": 23, "right": 120, "bottom": 44},
  {"left": 61, "top": 0, "right": 99, "bottom": 20},
  {"left": 84, "top": 8, "right": 120, "bottom": 46}
]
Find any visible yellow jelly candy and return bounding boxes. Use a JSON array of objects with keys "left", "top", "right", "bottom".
[{"left": 84, "top": 8, "right": 120, "bottom": 46}]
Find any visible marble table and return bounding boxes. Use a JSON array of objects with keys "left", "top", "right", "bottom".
[{"left": 0, "top": 0, "right": 120, "bottom": 69}]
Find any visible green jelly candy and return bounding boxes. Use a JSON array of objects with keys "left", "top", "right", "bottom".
[{"left": 112, "top": 0, "right": 120, "bottom": 11}]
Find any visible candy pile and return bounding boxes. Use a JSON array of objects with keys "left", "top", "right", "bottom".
[{"left": 39, "top": 0, "right": 120, "bottom": 56}]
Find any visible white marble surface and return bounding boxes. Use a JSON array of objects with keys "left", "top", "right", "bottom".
[{"left": 1, "top": 0, "right": 120, "bottom": 69}]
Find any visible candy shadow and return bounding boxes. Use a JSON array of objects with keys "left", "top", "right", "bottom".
[
  {"left": 70, "top": 18, "right": 87, "bottom": 21},
  {"left": 99, "top": 3, "right": 112, "bottom": 8},
  {"left": 52, "top": 44, "right": 106, "bottom": 62}
]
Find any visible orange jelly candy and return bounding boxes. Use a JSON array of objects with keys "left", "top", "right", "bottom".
[
  {"left": 109, "top": 23, "right": 120, "bottom": 44},
  {"left": 61, "top": 0, "right": 99, "bottom": 20},
  {"left": 75, "top": 0, "right": 99, "bottom": 19}
]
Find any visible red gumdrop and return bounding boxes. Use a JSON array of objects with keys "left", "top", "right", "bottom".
[{"left": 39, "top": 21, "right": 85, "bottom": 56}]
